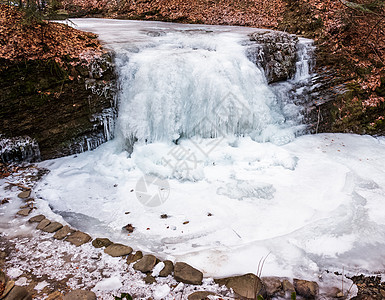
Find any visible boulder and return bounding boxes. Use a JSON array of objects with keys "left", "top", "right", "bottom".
[
  {"left": 63, "top": 289, "right": 96, "bottom": 300},
  {"left": 127, "top": 251, "right": 143, "bottom": 264},
  {"left": 188, "top": 291, "right": 216, "bottom": 300},
  {"left": 36, "top": 219, "right": 51, "bottom": 230},
  {"left": 65, "top": 231, "right": 92, "bottom": 246},
  {"left": 53, "top": 225, "right": 74, "bottom": 240},
  {"left": 104, "top": 243, "right": 132, "bottom": 257},
  {"left": 92, "top": 238, "right": 113, "bottom": 248},
  {"left": 174, "top": 262, "right": 203, "bottom": 285},
  {"left": 215, "top": 273, "right": 265, "bottom": 299},
  {"left": 28, "top": 215, "right": 45, "bottom": 223},
  {"left": 3, "top": 285, "right": 31, "bottom": 300},
  {"left": 159, "top": 260, "right": 174, "bottom": 277},
  {"left": 41, "top": 222, "right": 63, "bottom": 233},
  {"left": 133, "top": 255, "right": 158, "bottom": 273},
  {"left": 16, "top": 208, "right": 31, "bottom": 216},
  {"left": 293, "top": 279, "right": 319, "bottom": 299}
]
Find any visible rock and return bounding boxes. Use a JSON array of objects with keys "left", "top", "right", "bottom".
[
  {"left": 159, "top": 260, "right": 174, "bottom": 277},
  {"left": 0, "top": 269, "right": 6, "bottom": 284},
  {"left": 262, "top": 277, "right": 282, "bottom": 296},
  {"left": 63, "top": 289, "right": 96, "bottom": 300},
  {"left": 248, "top": 32, "right": 298, "bottom": 83},
  {"left": 126, "top": 251, "right": 143, "bottom": 264},
  {"left": 41, "top": 222, "right": 63, "bottom": 233},
  {"left": 53, "top": 225, "right": 74, "bottom": 240},
  {"left": 36, "top": 219, "right": 51, "bottom": 230},
  {"left": 143, "top": 275, "right": 156, "bottom": 284},
  {"left": 3, "top": 285, "right": 31, "bottom": 300},
  {"left": 28, "top": 214, "right": 45, "bottom": 223},
  {"left": 1, "top": 280, "right": 15, "bottom": 298},
  {"left": 65, "top": 231, "right": 92, "bottom": 246},
  {"left": 16, "top": 208, "right": 32, "bottom": 216},
  {"left": 174, "top": 262, "right": 203, "bottom": 285},
  {"left": 133, "top": 255, "right": 158, "bottom": 273},
  {"left": 104, "top": 243, "right": 132, "bottom": 257},
  {"left": 215, "top": 273, "right": 265, "bottom": 299},
  {"left": 283, "top": 279, "right": 295, "bottom": 293},
  {"left": 46, "top": 291, "right": 63, "bottom": 300},
  {"left": 92, "top": 238, "right": 113, "bottom": 248},
  {"left": 123, "top": 224, "right": 135, "bottom": 233},
  {"left": 17, "top": 190, "right": 31, "bottom": 199},
  {"left": 294, "top": 279, "right": 319, "bottom": 299},
  {"left": 188, "top": 291, "right": 216, "bottom": 300}
]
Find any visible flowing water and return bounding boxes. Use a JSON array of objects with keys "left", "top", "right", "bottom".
[{"left": 36, "top": 19, "right": 385, "bottom": 279}]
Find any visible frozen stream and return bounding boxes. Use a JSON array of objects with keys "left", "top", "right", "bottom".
[{"left": 36, "top": 19, "right": 385, "bottom": 280}]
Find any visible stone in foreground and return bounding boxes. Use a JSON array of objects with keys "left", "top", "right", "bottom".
[
  {"left": 159, "top": 260, "right": 174, "bottom": 277},
  {"left": 36, "top": 219, "right": 51, "bottom": 230},
  {"left": 17, "top": 190, "right": 31, "bottom": 199},
  {"left": 53, "top": 225, "right": 74, "bottom": 240},
  {"left": 41, "top": 222, "right": 63, "bottom": 233},
  {"left": 174, "top": 262, "right": 203, "bottom": 285},
  {"left": 63, "top": 289, "right": 96, "bottom": 300},
  {"left": 17, "top": 208, "right": 32, "bottom": 216},
  {"left": 215, "top": 273, "right": 265, "bottom": 299},
  {"left": 188, "top": 291, "right": 216, "bottom": 300},
  {"left": 65, "top": 231, "right": 92, "bottom": 246},
  {"left": 104, "top": 243, "right": 132, "bottom": 257},
  {"left": 262, "top": 276, "right": 283, "bottom": 297},
  {"left": 293, "top": 279, "right": 319, "bottom": 299},
  {"left": 92, "top": 238, "right": 113, "bottom": 248},
  {"left": 28, "top": 214, "right": 45, "bottom": 223},
  {"left": 127, "top": 251, "right": 143, "bottom": 264},
  {"left": 3, "top": 285, "right": 31, "bottom": 300},
  {"left": 133, "top": 255, "right": 157, "bottom": 273}
]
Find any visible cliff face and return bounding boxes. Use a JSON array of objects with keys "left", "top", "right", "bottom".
[
  {"left": 0, "top": 5, "right": 117, "bottom": 163},
  {"left": 0, "top": 54, "right": 116, "bottom": 162}
]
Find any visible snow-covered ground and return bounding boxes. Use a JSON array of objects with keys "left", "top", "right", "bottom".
[{"left": 1, "top": 19, "right": 384, "bottom": 299}]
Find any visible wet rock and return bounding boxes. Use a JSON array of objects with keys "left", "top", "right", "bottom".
[
  {"left": 16, "top": 208, "right": 31, "bottom": 216},
  {"left": 126, "top": 251, "right": 143, "bottom": 264},
  {"left": 262, "top": 277, "right": 283, "bottom": 296},
  {"left": 17, "top": 190, "right": 31, "bottom": 199},
  {"left": 1, "top": 280, "right": 15, "bottom": 298},
  {"left": 174, "top": 262, "right": 203, "bottom": 285},
  {"left": 3, "top": 285, "right": 31, "bottom": 300},
  {"left": 53, "top": 225, "right": 74, "bottom": 240},
  {"left": 215, "top": 273, "right": 265, "bottom": 299},
  {"left": 92, "top": 238, "right": 113, "bottom": 248},
  {"left": 104, "top": 243, "right": 132, "bottom": 257},
  {"left": 41, "top": 222, "right": 63, "bottom": 233},
  {"left": 36, "top": 219, "right": 51, "bottom": 230},
  {"left": 187, "top": 291, "right": 216, "bottom": 300},
  {"left": 133, "top": 255, "right": 158, "bottom": 273},
  {"left": 65, "top": 231, "right": 92, "bottom": 246},
  {"left": 294, "top": 279, "right": 319, "bottom": 299},
  {"left": 144, "top": 275, "right": 156, "bottom": 284},
  {"left": 63, "top": 289, "right": 96, "bottom": 300},
  {"left": 28, "top": 214, "right": 45, "bottom": 223},
  {"left": 159, "top": 260, "right": 174, "bottom": 277}
]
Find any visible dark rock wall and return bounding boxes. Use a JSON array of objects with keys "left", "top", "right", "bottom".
[{"left": 0, "top": 53, "right": 116, "bottom": 163}]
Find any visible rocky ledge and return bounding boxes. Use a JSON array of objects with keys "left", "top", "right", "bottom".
[{"left": 0, "top": 53, "right": 117, "bottom": 163}]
